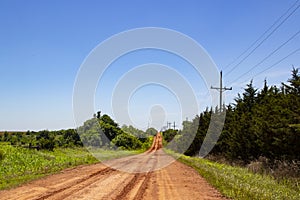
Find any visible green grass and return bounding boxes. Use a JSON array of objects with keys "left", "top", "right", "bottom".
[
  {"left": 0, "top": 144, "right": 138, "bottom": 190},
  {"left": 177, "top": 154, "right": 300, "bottom": 200}
]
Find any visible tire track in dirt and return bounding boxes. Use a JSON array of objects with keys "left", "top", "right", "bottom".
[
  {"left": 127, "top": 134, "right": 162, "bottom": 200},
  {"left": 134, "top": 150, "right": 162, "bottom": 199},
  {"left": 100, "top": 134, "right": 162, "bottom": 200},
  {"left": 53, "top": 136, "right": 162, "bottom": 200},
  {"left": 110, "top": 151, "right": 160, "bottom": 199},
  {"left": 155, "top": 149, "right": 179, "bottom": 199},
  {"left": 127, "top": 154, "right": 158, "bottom": 200},
  {"left": 38, "top": 168, "right": 116, "bottom": 200},
  {"left": 103, "top": 155, "right": 152, "bottom": 199},
  {"left": 0, "top": 132, "right": 227, "bottom": 200},
  {"left": 38, "top": 153, "right": 141, "bottom": 200}
]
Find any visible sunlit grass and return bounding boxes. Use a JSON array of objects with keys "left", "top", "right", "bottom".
[
  {"left": 0, "top": 143, "right": 138, "bottom": 190},
  {"left": 178, "top": 154, "right": 300, "bottom": 200}
]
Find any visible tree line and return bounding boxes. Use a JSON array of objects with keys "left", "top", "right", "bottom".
[
  {"left": 77, "top": 114, "right": 155, "bottom": 150},
  {"left": 2, "top": 67, "right": 299, "bottom": 163},
  {"left": 0, "top": 129, "right": 81, "bottom": 150},
  {"left": 165, "top": 68, "right": 300, "bottom": 163},
  {"left": 0, "top": 114, "right": 157, "bottom": 151}
]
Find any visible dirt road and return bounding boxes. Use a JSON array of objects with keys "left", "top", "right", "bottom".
[{"left": 0, "top": 134, "right": 226, "bottom": 200}]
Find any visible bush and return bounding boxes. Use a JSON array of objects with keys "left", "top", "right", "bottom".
[
  {"left": 0, "top": 150, "right": 5, "bottom": 161},
  {"left": 247, "top": 157, "right": 300, "bottom": 178},
  {"left": 111, "top": 133, "right": 142, "bottom": 150}
]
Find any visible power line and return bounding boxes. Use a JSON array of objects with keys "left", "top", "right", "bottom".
[
  {"left": 224, "top": 2, "right": 300, "bottom": 76},
  {"left": 252, "top": 48, "right": 300, "bottom": 78},
  {"left": 229, "top": 47, "right": 300, "bottom": 85},
  {"left": 223, "top": 0, "right": 300, "bottom": 71},
  {"left": 229, "top": 29, "right": 300, "bottom": 84}
]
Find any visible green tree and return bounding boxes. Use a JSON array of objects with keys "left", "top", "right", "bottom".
[
  {"left": 145, "top": 127, "right": 157, "bottom": 136},
  {"left": 122, "top": 125, "right": 147, "bottom": 142},
  {"left": 162, "top": 129, "right": 177, "bottom": 142},
  {"left": 36, "top": 130, "right": 54, "bottom": 150},
  {"left": 111, "top": 133, "right": 142, "bottom": 150},
  {"left": 183, "top": 68, "right": 300, "bottom": 162}
]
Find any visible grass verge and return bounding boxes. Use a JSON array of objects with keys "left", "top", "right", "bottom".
[
  {"left": 166, "top": 150, "right": 299, "bottom": 200},
  {"left": 0, "top": 144, "right": 138, "bottom": 190}
]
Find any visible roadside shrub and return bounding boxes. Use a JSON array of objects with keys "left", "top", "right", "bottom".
[
  {"left": 0, "top": 150, "right": 4, "bottom": 161},
  {"left": 247, "top": 157, "right": 300, "bottom": 179},
  {"left": 111, "top": 133, "right": 142, "bottom": 150}
]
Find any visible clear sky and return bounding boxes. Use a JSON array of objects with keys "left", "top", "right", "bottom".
[{"left": 1, "top": 0, "right": 299, "bottom": 131}]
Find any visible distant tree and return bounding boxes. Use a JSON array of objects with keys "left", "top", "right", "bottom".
[
  {"left": 3, "top": 131, "right": 9, "bottom": 142},
  {"left": 145, "top": 127, "right": 157, "bottom": 136},
  {"left": 77, "top": 118, "right": 103, "bottom": 147},
  {"left": 36, "top": 130, "right": 54, "bottom": 150},
  {"left": 111, "top": 133, "right": 142, "bottom": 150},
  {"left": 122, "top": 125, "right": 147, "bottom": 142},
  {"left": 162, "top": 129, "right": 177, "bottom": 142},
  {"left": 77, "top": 114, "right": 124, "bottom": 147},
  {"left": 61, "top": 129, "right": 82, "bottom": 147},
  {"left": 100, "top": 114, "right": 118, "bottom": 127}
]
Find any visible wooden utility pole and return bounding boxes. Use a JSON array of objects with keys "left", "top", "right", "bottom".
[
  {"left": 167, "top": 121, "right": 172, "bottom": 129},
  {"left": 211, "top": 71, "right": 232, "bottom": 112}
]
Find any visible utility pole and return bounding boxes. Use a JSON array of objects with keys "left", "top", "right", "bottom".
[
  {"left": 167, "top": 121, "right": 172, "bottom": 129},
  {"left": 173, "top": 121, "right": 176, "bottom": 130},
  {"left": 211, "top": 71, "right": 232, "bottom": 112}
]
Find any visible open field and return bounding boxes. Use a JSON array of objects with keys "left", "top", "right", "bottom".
[
  {"left": 0, "top": 143, "right": 138, "bottom": 190},
  {"left": 0, "top": 152, "right": 225, "bottom": 200},
  {"left": 1, "top": 135, "right": 299, "bottom": 199},
  {"left": 0, "top": 134, "right": 226, "bottom": 200}
]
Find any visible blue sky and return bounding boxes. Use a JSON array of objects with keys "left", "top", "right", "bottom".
[{"left": 1, "top": 0, "right": 299, "bottom": 131}]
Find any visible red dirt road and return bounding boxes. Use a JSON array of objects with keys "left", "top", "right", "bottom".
[{"left": 0, "top": 134, "right": 226, "bottom": 200}]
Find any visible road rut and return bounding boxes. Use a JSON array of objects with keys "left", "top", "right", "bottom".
[{"left": 0, "top": 134, "right": 226, "bottom": 200}]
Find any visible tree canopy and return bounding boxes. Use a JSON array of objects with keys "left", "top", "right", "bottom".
[{"left": 179, "top": 68, "right": 300, "bottom": 162}]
